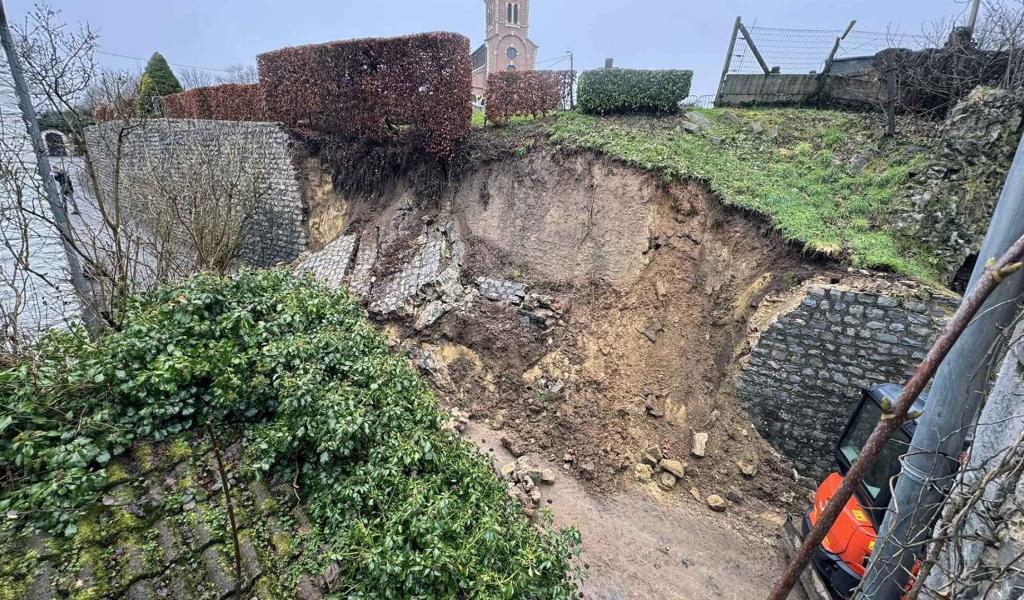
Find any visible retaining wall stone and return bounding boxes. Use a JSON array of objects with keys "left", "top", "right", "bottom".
[
  {"left": 736, "top": 279, "right": 959, "bottom": 478},
  {"left": 85, "top": 119, "right": 308, "bottom": 268}
]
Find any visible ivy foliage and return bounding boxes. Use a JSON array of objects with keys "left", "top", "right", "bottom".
[
  {"left": 577, "top": 68, "right": 693, "bottom": 115},
  {"left": 0, "top": 270, "right": 581, "bottom": 598}
]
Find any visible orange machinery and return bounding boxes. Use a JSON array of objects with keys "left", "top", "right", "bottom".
[{"left": 783, "top": 384, "right": 927, "bottom": 600}]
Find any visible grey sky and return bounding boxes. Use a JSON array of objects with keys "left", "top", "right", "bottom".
[{"left": 7, "top": 0, "right": 976, "bottom": 95}]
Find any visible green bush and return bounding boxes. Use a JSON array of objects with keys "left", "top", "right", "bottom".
[
  {"left": 0, "top": 270, "right": 581, "bottom": 598},
  {"left": 577, "top": 69, "right": 693, "bottom": 115}
]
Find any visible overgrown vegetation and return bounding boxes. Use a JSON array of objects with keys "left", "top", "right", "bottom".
[
  {"left": 0, "top": 270, "right": 581, "bottom": 597},
  {"left": 548, "top": 108, "right": 939, "bottom": 279}
]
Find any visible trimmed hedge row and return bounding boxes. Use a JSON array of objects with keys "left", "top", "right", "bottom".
[
  {"left": 162, "top": 84, "right": 267, "bottom": 121},
  {"left": 577, "top": 69, "right": 693, "bottom": 115},
  {"left": 485, "top": 71, "right": 567, "bottom": 125},
  {"left": 257, "top": 32, "right": 472, "bottom": 156}
]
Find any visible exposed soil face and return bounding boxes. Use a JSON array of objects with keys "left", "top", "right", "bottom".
[
  {"left": 303, "top": 141, "right": 838, "bottom": 595},
  {"left": 401, "top": 151, "right": 823, "bottom": 509}
]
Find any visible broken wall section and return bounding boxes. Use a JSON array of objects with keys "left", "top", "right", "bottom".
[
  {"left": 85, "top": 119, "right": 309, "bottom": 267},
  {"left": 737, "top": 279, "right": 958, "bottom": 478}
]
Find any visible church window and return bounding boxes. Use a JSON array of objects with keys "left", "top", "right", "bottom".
[
  {"left": 506, "top": 64, "right": 517, "bottom": 71},
  {"left": 507, "top": 3, "right": 512, "bottom": 22},
  {"left": 513, "top": 3, "right": 519, "bottom": 24},
  {"left": 506, "top": 47, "right": 517, "bottom": 60}
]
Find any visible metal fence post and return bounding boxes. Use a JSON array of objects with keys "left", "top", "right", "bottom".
[{"left": 715, "top": 17, "right": 741, "bottom": 106}]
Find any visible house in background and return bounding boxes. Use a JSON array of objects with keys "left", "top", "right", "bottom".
[{"left": 471, "top": 0, "right": 538, "bottom": 104}]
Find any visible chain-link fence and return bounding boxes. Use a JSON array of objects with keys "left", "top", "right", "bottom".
[{"left": 729, "top": 24, "right": 931, "bottom": 76}]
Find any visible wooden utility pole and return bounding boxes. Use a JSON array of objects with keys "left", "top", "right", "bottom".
[
  {"left": 715, "top": 17, "right": 742, "bottom": 106},
  {"left": 0, "top": 0, "right": 99, "bottom": 332}
]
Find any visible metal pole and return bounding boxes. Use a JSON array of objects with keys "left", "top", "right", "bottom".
[
  {"left": 967, "top": 0, "right": 981, "bottom": 33},
  {"left": 568, "top": 50, "right": 574, "bottom": 110},
  {"left": 715, "top": 17, "right": 741, "bottom": 107},
  {"left": 860, "top": 114, "right": 1024, "bottom": 600},
  {"left": 0, "top": 0, "right": 99, "bottom": 332}
]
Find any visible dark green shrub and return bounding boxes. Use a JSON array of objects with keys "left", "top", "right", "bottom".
[
  {"left": 0, "top": 270, "right": 581, "bottom": 598},
  {"left": 577, "top": 69, "right": 693, "bottom": 115},
  {"left": 137, "top": 52, "right": 183, "bottom": 115}
]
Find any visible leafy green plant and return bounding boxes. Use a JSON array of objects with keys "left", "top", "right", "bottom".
[
  {"left": 0, "top": 270, "right": 581, "bottom": 597},
  {"left": 577, "top": 69, "right": 693, "bottom": 115}
]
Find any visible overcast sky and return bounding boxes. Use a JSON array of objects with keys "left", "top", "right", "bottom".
[{"left": 5, "top": 0, "right": 977, "bottom": 95}]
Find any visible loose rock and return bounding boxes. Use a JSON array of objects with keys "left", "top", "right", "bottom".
[
  {"left": 706, "top": 495, "right": 728, "bottom": 512},
  {"left": 644, "top": 445, "right": 664, "bottom": 465},
  {"left": 634, "top": 463, "right": 654, "bottom": 482},
  {"left": 691, "top": 431, "right": 709, "bottom": 458},
  {"left": 500, "top": 435, "right": 525, "bottom": 457},
  {"left": 726, "top": 488, "right": 745, "bottom": 504},
  {"left": 659, "top": 471, "right": 677, "bottom": 490},
  {"left": 660, "top": 459, "right": 685, "bottom": 479},
  {"left": 737, "top": 460, "right": 758, "bottom": 478}
]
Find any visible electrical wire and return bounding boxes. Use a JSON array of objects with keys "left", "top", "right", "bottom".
[{"left": 95, "top": 50, "right": 233, "bottom": 73}]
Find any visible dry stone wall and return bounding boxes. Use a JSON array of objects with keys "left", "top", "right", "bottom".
[
  {"left": 892, "top": 87, "right": 1024, "bottom": 283},
  {"left": 85, "top": 119, "right": 308, "bottom": 267},
  {"left": 736, "top": 280, "right": 958, "bottom": 478}
]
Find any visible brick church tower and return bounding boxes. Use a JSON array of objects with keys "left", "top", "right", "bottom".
[{"left": 471, "top": 0, "right": 538, "bottom": 103}]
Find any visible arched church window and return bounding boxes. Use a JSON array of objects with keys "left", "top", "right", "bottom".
[
  {"left": 506, "top": 64, "right": 517, "bottom": 71},
  {"left": 507, "top": 3, "right": 513, "bottom": 22},
  {"left": 513, "top": 3, "right": 519, "bottom": 24}
]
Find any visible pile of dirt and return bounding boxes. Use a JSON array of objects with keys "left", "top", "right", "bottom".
[{"left": 338, "top": 144, "right": 839, "bottom": 520}]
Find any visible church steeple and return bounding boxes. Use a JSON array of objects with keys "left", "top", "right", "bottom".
[{"left": 473, "top": 0, "right": 538, "bottom": 101}]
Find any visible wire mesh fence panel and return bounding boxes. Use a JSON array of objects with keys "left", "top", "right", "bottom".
[{"left": 730, "top": 25, "right": 931, "bottom": 75}]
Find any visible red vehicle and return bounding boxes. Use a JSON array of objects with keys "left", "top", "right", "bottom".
[{"left": 784, "top": 384, "right": 928, "bottom": 600}]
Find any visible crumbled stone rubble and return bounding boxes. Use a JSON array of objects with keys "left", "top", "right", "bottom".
[
  {"left": 496, "top": 453, "right": 557, "bottom": 519},
  {"left": 632, "top": 443, "right": 748, "bottom": 513}
]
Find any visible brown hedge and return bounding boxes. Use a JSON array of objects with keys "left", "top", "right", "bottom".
[
  {"left": 162, "top": 84, "right": 267, "bottom": 121},
  {"left": 484, "top": 70, "right": 573, "bottom": 125},
  {"left": 91, "top": 98, "right": 138, "bottom": 123},
  {"left": 257, "top": 32, "right": 472, "bottom": 156}
]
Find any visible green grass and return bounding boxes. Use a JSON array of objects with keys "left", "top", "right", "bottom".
[{"left": 547, "top": 108, "right": 937, "bottom": 280}]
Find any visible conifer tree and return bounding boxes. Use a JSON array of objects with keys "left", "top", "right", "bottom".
[{"left": 137, "top": 52, "right": 182, "bottom": 115}]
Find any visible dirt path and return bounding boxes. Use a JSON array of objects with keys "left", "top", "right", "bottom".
[{"left": 464, "top": 421, "right": 793, "bottom": 600}]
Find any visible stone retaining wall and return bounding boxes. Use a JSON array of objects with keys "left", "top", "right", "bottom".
[
  {"left": 736, "top": 280, "right": 959, "bottom": 478},
  {"left": 85, "top": 119, "right": 308, "bottom": 267}
]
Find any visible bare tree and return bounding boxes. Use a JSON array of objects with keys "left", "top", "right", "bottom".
[
  {"left": 129, "top": 120, "right": 275, "bottom": 274},
  {"left": 219, "top": 63, "right": 257, "bottom": 85},
  {"left": 0, "top": 3, "right": 278, "bottom": 347},
  {"left": 179, "top": 66, "right": 215, "bottom": 90}
]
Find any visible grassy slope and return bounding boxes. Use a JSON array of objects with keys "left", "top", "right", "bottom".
[{"left": 546, "top": 109, "right": 937, "bottom": 280}]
